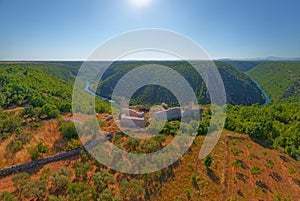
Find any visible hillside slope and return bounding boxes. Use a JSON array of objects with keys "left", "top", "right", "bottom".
[
  {"left": 95, "top": 61, "right": 266, "bottom": 106},
  {"left": 247, "top": 62, "right": 300, "bottom": 103},
  {"left": 150, "top": 131, "right": 300, "bottom": 201}
]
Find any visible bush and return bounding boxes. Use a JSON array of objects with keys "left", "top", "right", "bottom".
[
  {"left": 59, "top": 122, "right": 78, "bottom": 140},
  {"left": 41, "top": 104, "right": 60, "bottom": 119},
  {"left": 185, "top": 188, "right": 191, "bottom": 200},
  {"left": 288, "top": 167, "right": 296, "bottom": 174},
  {"left": 204, "top": 154, "right": 212, "bottom": 168},
  {"left": 232, "top": 159, "right": 243, "bottom": 168},
  {"left": 249, "top": 153, "right": 255, "bottom": 160},
  {"left": 231, "top": 148, "right": 243, "bottom": 156},
  {"left": 65, "top": 139, "right": 81, "bottom": 151},
  {"left": 265, "top": 159, "right": 274, "bottom": 169},
  {"left": 251, "top": 164, "right": 263, "bottom": 175},
  {"left": 28, "top": 147, "right": 41, "bottom": 161},
  {"left": 37, "top": 142, "right": 49, "bottom": 154},
  {"left": 0, "top": 191, "right": 17, "bottom": 201},
  {"left": 120, "top": 179, "right": 145, "bottom": 201},
  {"left": 10, "top": 140, "right": 23, "bottom": 153},
  {"left": 190, "top": 174, "right": 199, "bottom": 186},
  {"left": 262, "top": 150, "right": 268, "bottom": 156}
]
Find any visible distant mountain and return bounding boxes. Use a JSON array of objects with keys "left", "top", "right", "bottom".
[
  {"left": 224, "top": 61, "right": 262, "bottom": 72},
  {"left": 95, "top": 61, "right": 266, "bottom": 106},
  {"left": 247, "top": 61, "right": 300, "bottom": 103},
  {"left": 219, "top": 56, "right": 300, "bottom": 62},
  {"left": 263, "top": 56, "right": 300, "bottom": 61}
]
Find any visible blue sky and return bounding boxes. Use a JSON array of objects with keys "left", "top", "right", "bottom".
[{"left": 0, "top": 0, "right": 300, "bottom": 60}]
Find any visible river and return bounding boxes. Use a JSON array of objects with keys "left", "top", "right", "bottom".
[
  {"left": 84, "top": 80, "right": 114, "bottom": 103},
  {"left": 251, "top": 79, "right": 271, "bottom": 105}
]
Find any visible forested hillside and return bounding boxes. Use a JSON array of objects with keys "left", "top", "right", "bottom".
[
  {"left": 95, "top": 61, "right": 266, "bottom": 106},
  {"left": 247, "top": 62, "right": 300, "bottom": 103},
  {"left": 0, "top": 63, "right": 74, "bottom": 111},
  {"left": 225, "top": 103, "right": 300, "bottom": 157}
]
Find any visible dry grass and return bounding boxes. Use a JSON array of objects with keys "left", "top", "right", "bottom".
[
  {"left": 150, "top": 131, "right": 300, "bottom": 201},
  {"left": 0, "top": 120, "right": 63, "bottom": 168}
]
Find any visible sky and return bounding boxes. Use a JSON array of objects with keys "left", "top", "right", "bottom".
[{"left": 0, "top": 0, "right": 300, "bottom": 60}]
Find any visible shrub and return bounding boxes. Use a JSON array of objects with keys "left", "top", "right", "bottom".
[
  {"left": 265, "top": 159, "right": 274, "bottom": 169},
  {"left": 204, "top": 154, "right": 212, "bottom": 168},
  {"left": 59, "top": 122, "right": 78, "bottom": 140},
  {"left": 249, "top": 153, "right": 255, "bottom": 160},
  {"left": 65, "top": 139, "right": 81, "bottom": 151},
  {"left": 0, "top": 191, "right": 17, "bottom": 201},
  {"left": 232, "top": 159, "right": 243, "bottom": 168},
  {"left": 120, "top": 179, "right": 145, "bottom": 201},
  {"left": 231, "top": 139, "right": 237, "bottom": 145},
  {"left": 10, "top": 140, "right": 23, "bottom": 153},
  {"left": 28, "top": 147, "right": 41, "bottom": 161},
  {"left": 185, "top": 188, "right": 191, "bottom": 200},
  {"left": 288, "top": 167, "right": 296, "bottom": 174},
  {"left": 262, "top": 150, "right": 268, "bottom": 156},
  {"left": 251, "top": 164, "right": 263, "bottom": 175},
  {"left": 190, "top": 174, "right": 199, "bottom": 186},
  {"left": 231, "top": 147, "right": 243, "bottom": 156},
  {"left": 232, "top": 176, "right": 238, "bottom": 184},
  {"left": 12, "top": 173, "right": 30, "bottom": 197},
  {"left": 41, "top": 104, "right": 60, "bottom": 119},
  {"left": 37, "top": 142, "right": 49, "bottom": 154}
]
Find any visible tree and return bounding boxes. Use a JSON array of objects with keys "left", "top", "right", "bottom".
[
  {"left": 0, "top": 191, "right": 17, "bottom": 201},
  {"left": 59, "top": 122, "right": 78, "bottom": 139},
  {"left": 265, "top": 159, "right": 274, "bottom": 169},
  {"left": 98, "top": 188, "right": 116, "bottom": 201},
  {"left": 74, "top": 162, "right": 93, "bottom": 181},
  {"left": 22, "top": 180, "right": 47, "bottom": 200},
  {"left": 125, "top": 137, "right": 140, "bottom": 151},
  {"left": 120, "top": 179, "right": 145, "bottom": 201},
  {"left": 60, "top": 103, "right": 72, "bottom": 113},
  {"left": 41, "top": 104, "right": 60, "bottom": 119},
  {"left": 48, "top": 195, "right": 68, "bottom": 201},
  {"left": 251, "top": 164, "right": 263, "bottom": 175},
  {"left": 28, "top": 147, "right": 41, "bottom": 161},
  {"left": 2, "top": 113, "right": 21, "bottom": 133},
  {"left": 66, "top": 183, "right": 96, "bottom": 201},
  {"left": 92, "top": 169, "right": 116, "bottom": 192},
  {"left": 140, "top": 140, "right": 161, "bottom": 153},
  {"left": 204, "top": 154, "right": 212, "bottom": 168},
  {"left": 21, "top": 105, "right": 35, "bottom": 119},
  {"left": 50, "top": 168, "right": 72, "bottom": 192},
  {"left": 50, "top": 173, "right": 69, "bottom": 192},
  {"left": 10, "top": 140, "right": 23, "bottom": 153},
  {"left": 0, "top": 92, "right": 6, "bottom": 107},
  {"left": 12, "top": 173, "right": 30, "bottom": 198},
  {"left": 65, "top": 139, "right": 81, "bottom": 151},
  {"left": 37, "top": 142, "right": 49, "bottom": 154}
]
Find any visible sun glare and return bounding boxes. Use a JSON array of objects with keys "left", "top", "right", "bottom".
[{"left": 129, "top": 0, "right": 152, "bottom": 8}]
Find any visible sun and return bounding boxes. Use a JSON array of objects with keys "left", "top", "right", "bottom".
[{"left": 129, "top": 0, "right": 152, "bottom": 8}]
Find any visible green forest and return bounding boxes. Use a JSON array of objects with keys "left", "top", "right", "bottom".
[
  {"left": 95, "top": 61, "right": 266, "bottom": 106},
  {"left": 247, "top": 62, "right": 300, "bottom": 103}
]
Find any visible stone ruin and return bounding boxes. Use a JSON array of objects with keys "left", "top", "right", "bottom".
[{"left": 120, "top": 97, "right": 146, "bottom": 128}]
